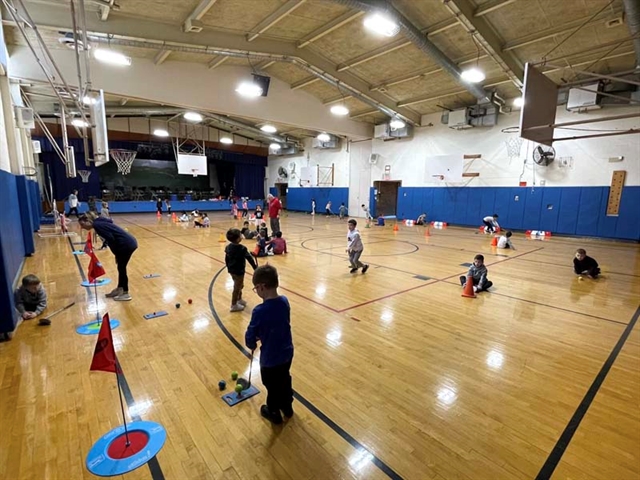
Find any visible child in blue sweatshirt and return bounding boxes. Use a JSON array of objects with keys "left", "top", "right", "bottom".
[{"left": 245, "top": 265, "right": 294, "bottom": 425}]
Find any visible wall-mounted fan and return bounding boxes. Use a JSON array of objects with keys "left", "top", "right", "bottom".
[
  {"left": 533, "top": 145, "right": 556, "bottom": 166},
  {"left": 278, "top": 166, "right": 288, "bottom": 178}
]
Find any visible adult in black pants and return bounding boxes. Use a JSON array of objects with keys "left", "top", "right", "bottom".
[
  {"left": 79, "top": 212, "right": 138, "bottom": 301},
  {"left": 67, "top": 189, "right": 79, "bottom": 217}
]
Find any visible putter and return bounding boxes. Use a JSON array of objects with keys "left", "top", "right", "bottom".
[
  {"left": 38, "top": 301, "right": 76, "bottom": 326},
  {"left": 236, "top": 349, "right": 254, "bottom": 390}
]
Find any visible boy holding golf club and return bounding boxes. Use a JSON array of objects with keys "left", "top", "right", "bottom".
[
  {"left": 245, "top": 265, "right": 294, "bottom": 424},
  {"left": 14, "top": 274, "right": 48, "bottom": 322}
]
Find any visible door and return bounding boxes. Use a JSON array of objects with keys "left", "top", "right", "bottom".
[
  {"left": 275, "top": 183, "right": 288, "bottom": 209},
  {"left": 373, "top": 181, "right": 401, "bottom": 216}
]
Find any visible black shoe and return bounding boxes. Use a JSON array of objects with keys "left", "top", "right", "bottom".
[
  {"left": 260, "top": 405, "right": 283, "bottom": 425},
  {"left": 362, "top": 265, "right": 369, "bottom": 274},
  {"left": 350, "top": 268, "right": 358, "bottom": 274},
  {"left": 282, "top": 406, "right": 294, "bottom": 418}
]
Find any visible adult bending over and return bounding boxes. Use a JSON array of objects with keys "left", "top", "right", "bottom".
[{"left": 79, "top": 212, "right": 138, "bottom": 301}]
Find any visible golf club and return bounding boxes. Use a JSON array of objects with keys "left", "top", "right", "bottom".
[
  {"left": 38, "top": 301, "right": 76, "bottom": 326},
  {"left": 236, "top": 349, "right": 254, "bottom": 390}
]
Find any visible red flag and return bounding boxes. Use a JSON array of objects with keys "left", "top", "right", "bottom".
[
  {"left": 84, "top": 232, "right": 93, "bottom": 255},
  {"left": 90, "top": 313, "right": 121, "bottom": 373},
  {"left": 87, "top": 252, "right": 106, "bottom": 283}
]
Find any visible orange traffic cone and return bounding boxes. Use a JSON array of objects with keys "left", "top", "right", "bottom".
[
  {"left": 491, "top": 236, "right": 498, "bottom": 246},
  {"left": 461, "top": 275, "right": 476, "bottom": 298},
  {"left": 393, "top": 223, "right": 399, "bottom": 232},
  {"left": 156, "top": 211, "right": 161, "bottom": 218},
  {"left": 424, "top": 226, "right": 431, "bottom": 237},
  {"left": 172, "top": 213, "right": 177, "bottom": 223}
]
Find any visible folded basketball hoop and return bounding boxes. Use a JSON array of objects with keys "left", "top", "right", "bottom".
[{"left": 110, "top": 149, "right": 137, "bottom": 175}]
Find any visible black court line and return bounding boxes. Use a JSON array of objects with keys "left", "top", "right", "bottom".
[
  {"left": 207, "top": 267, "right": 403, "bottom": 480},
  {"left": 514, "top": 257, "right": 640, "bottom": 278},
  {"left": 536, "top": 305, "right": 640, "bottom": 480},
  {"left": 66, "top": 236, "right": 165, "bottom": 480}
]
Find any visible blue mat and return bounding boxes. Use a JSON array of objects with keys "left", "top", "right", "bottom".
[
  {"left": 143, "top": 311, "right": 167, "bottom": 320},
  {"left": 222, "top": 385, "right": 260, "bottom": 406},
  {"left": 81, "top": 278, "right": 111, "bottom": 287},
  {"left": 72, "top": 250, "right": 85, "bottom": 255},
  {"left": 76, "top": 319, "right": 120, "bottom": 335}
]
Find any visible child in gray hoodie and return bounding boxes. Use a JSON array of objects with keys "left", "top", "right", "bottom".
[
  {"left": 459, "top": 254, "right": 493, "bottom": 292},
  {"left": 15, "top": 274, "right": 48, "bottom": 319}
]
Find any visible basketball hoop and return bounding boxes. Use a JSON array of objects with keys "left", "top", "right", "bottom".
[
  {"left": 78, "top": 170, "right": 92, "bottom": 183},
  {"left": 505, "top": 137, "right": 524, "bottom": 161},
  {"left": 191, "top": 169, "right": 199, "bottom": 178},
  {"left": 110, "top": 149, "right": 137, "bottom": 175}
]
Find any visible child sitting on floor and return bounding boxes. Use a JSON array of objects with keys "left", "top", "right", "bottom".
[
  {"left": 574, "top": 248, "right": 600, "bottom": 279},
  {"left": 202, "top": 213, "right": 210, "bottom": 228},
  {"left": 253, "top": 230, "right": 269, "bottom": 257},
  {"left": 241, "top": 221, "right": 257, "bottom": 240},
  {"left": 179, "top": 211, "right": 189, "bottom": 222},
  {"left": 14, "top": 274, "right": 47, "bottom": 320},
  {"left": 459, "top": 254, "right": 493, "bottom": 292},
  {"left": 416, "top": 213, "right": 427, "bottom": 225},
  {"left": 497, "top": 231, "right": 516, "bottom": 250},
  {"left": 267, "top": 231, "right": 288, "bottom": 255}
]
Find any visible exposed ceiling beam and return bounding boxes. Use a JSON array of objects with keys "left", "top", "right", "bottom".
[
  {"left": 98, "top": 4, "right": 110, "bottom": 21},
  {"left": 323, "top": 94, "right": 353, "bottom": 105},
  {"left": 183, "top": 0, "right": 219, "bottom": 31},
  {"left": 254, "top": 59, "right": 275, "bottom": 70},
  {"left": 246, "top": 0, "right": 306, "bottom": 42},
  {"left": 297, "top": 10, "right": 363, "bottom": 48},
  {"left": 474, "top": 0, "right": 517, "bottom": 17},
  {"left": 207, "top": 56, "right": 228, "bottom": 69},
  {"left": 444, "top": 0, "right": 524, "bottom": 88},
  {"left": 291, "top": 76, "right": 320, "bottom": 90},
  {"left": 350, "top": 108, "right": 377, "bottom": 119},
  {"left": 153, "top": 49, "right": 171, "bottom": 65},
  {"left": 336, "top": 17, "right": 458, "bottom": 72}
]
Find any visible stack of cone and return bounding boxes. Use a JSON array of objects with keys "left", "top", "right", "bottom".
[
  {"left": 461, "top": 275, "right": 476, "bottom": 298},
  {"left": 393, "top": 223, "right": 399, "bottom": 232},
  {"left": 218, "top": 233, "right": 226, "bottom": 242},
  {"left": 491, "top": 236, "right": 498, "bottom": 246},
  {"left": 172, "top": 213, "right": 177, "bottom": 223},
  {"left": 237, "top": 212, "right": 243, "bottom": 220}
]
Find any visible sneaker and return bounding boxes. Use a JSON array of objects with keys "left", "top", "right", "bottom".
[
  {"left": 362, "top": 265, "right": 369, "bottom": 274},
  {"left": 282, "top": 406, "right": 294, "bottom": 418},
  {"left": 267, "top": 251, "right": 274, "bottom": 256},
  {"left": 114, "top": 293, "right": 132, "bottom": 302},
  {"left": 237, "top": 299, "right": 247, "bottom": 307},
  {"left": 260, "top": 405, "right": 283, "bottom": 425},
  {"left": 350, "top": 268, "right": 358, "bottom": 274},
  {"left": 230, "top": 304, "right": 245, "bottom": 312},
  {"left": 106, "top": 287, "right": 123, "bottom": 298}
]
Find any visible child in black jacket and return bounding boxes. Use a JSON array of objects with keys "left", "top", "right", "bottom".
[{"left": 225, "top": 228, "right": 258, "bottom": 312}]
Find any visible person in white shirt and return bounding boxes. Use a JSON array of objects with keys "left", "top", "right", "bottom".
[
  {"left": 483, "top": 214, "right": 499, "bottom": 233},
  {"left": 361, "top": 204, "right": 373, "bottom": 221},
  {"left": 497, "top": 231, "right": 516, "bottom": 250},
  {"left": 67, "top": 189, "right": 79, "bottom": 217},
  {"left": 346, "top": 219, "right": 369, "bottom": 274}
]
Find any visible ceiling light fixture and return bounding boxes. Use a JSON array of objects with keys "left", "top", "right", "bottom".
[
  {"left": 363, "top": 13, "right": 400, "bottom": 37},
  {"left": 71, "top": 118, "right": 89, "bottom": 128},
  {"left": 235, "top": 81, "right": 263, "bottom": 98},
  {"left": 93, "top": 48, "right": 131, "bottom": 66},
  {"left": 317, "top": 133, "right": 331, "bottom": 142},
  {"left": 260, "top": 124, "right": 277, "bottom": 133},
  {"left": 389, "top": 118, "right": 406, "bottom": 129},
  {"left": 330, "top": 104, "right": 349, "bottom": 116},
  {"left": 220, "top": 136, "right": 233, "bottom": 144},
  {"left": 183, "top": 112, "right": 203, "bottom": 122},
  {"left": 82, "top": 95, "right": 97, "bottom": 105},
  {"left": 153, "top": 129, "right": 170, "bottom": 137},
  {"left": 269, "top": 143, "right": 282, "bottom": 150},
  {"left": 513, "top": 96, "right": 525, "bottom": 107},
  {"left": 460, "top": 67, "right": 485, "bottom": 83}
]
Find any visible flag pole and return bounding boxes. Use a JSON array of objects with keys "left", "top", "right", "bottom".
[
  {"left": 116, "top": 371, "right": 131, "bottom": 446},
  {"left": 94, "top": 280, "right": 100, "bottom": 324}
]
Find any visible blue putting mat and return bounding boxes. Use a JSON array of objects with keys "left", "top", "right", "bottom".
[
  {"left": 81, "top": 278, "right": 111, "bottom": 287},
  {"left": 222, "top": 385, "right": 260, "bottom": 406},
  {"left": 143, "top": 311, "right": 168, "bottom": 320},
  {"left": 76, "top": 319, "right": 120, "bottom": 335},
  {"left": 72, "top": 250, "right": 85, "bottom": 255}
]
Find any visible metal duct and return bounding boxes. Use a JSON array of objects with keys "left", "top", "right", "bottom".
[
  {"left": 85, "top": 35, "right": 412, "bottom": 124},
  {"left": 622, "top": 0, "right": 640, "bottom": 68},
  {"left": 328, "top": 0, "right": 492, "bottom": 103}
]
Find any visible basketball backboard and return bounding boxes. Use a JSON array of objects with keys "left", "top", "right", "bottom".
[
  {"left": 177, "top": 153, "right": 207, "bottom": 176},
  {"left": 519, "top": 63, "right": 558, "bottom": 147},
  {"left": 90, "top": 89, "right": 109, "bottom": 166}
]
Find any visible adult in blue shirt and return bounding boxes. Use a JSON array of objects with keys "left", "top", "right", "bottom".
[{"left": 79, "top": 212, "right": 138, "bottom": 301}]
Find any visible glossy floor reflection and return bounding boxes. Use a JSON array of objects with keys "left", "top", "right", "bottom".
[{"left": 1, "top": 212, "right": 638, "bottom": 480}]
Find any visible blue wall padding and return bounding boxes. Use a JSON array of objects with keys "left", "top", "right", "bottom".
[
  {"left": 15, "top": 176, "right": 35, "bottom": 255},
  {"left": 284, "top": 187, "right": 349, "bottom": 213},
  {"left": 29, "top": 180, "right": 41, "bottom": 231},
  {"left": 0, "top": 170, "right": 27, "bottom": 333},
  {"left": 65, "top": 199, "right": 263, "bottom": 214},
  {"left": 393, "top": 186, "right": 640, "bottom": 240}
]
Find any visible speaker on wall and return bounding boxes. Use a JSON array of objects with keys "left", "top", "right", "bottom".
[{"left": 252, "top": 74, "right": 271, "bottom": 97}]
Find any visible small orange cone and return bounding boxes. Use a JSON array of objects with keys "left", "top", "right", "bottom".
[
  {"left": 218, "top": 233, "right": 226, "bottom": 242},
  {"left": 157, "top": 211, "right": 161, "bottom": 218},
  {"left": 424, "top": 226, "right": 431, "bottom": 237},
  {"left": 491, "top": 236, "right": 498, "bottom": 246},
  {"left": 461, "top": 275, "right": 476, "bottom": 298},
  {"left": 393, "top": 223, "right": 399, "bottom": 232},
  {"left": 172, "top": 213, "right": 177, "bottom": 223}
]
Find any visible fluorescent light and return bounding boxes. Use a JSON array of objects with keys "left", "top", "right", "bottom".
[
  {"left": 389, "top": 118, "right": 405, "bottom": 129},
  {"left": 460, "top": 67, "right": 485, "bottom": 83},
  {"left": 93, "top": 48, "right": 131, "bottom": 66},
  {"left": 71, "top": 118, "right": 89, "bottom": 128},
  {"left": 317, "top": 133, "right": 331, "bottom": 142},
  {"left": 269, "top": 143, "right": 281, "bottom": 150},
  {"left": 330, "top": 105, "right": 350, "bottom": 116},
  {"left": 153, "top": 129, "right": 169, "bottom": 137},
  {"left": 235, "top": 81, "right": 263, "bottom": 98},
  {"left": 363, "top": 13, "right": 400, "bottom": 37},
  {"left": 82, "top": 95, "right": 96, "bottom": 105},
  {"left": 261, "top": 124, "right": 277, "bottom": 133},
  {"left": 183, "top": 112, "right": 203, "bottom": 122},
  {"left": 513, "top": 96, "right": 525, "bottom": 107},
  {"left": 220, "top": 136, "right": 233, "bottom": 144}
]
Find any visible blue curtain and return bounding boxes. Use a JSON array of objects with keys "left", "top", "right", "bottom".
[{"left": 234, "top": 163, "right": 265, "bottom": 199}]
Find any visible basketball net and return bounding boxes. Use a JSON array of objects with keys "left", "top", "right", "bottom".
[
  {"left": 191, "top": 169, "right": 199, "bottom": 178},
  {"left": 505, "top": 137, "right": 524, "bottom": 161},
  {"left": 110, "top": 149, "right": 137, "bottom": 175},
  {"left": 78, "top": 170, "right": 92, "bottom": 183}
]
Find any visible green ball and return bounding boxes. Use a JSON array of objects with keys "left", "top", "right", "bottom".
[
  {"left": 235, "top": 384, "right": 243, "bottom": 393},
  {"left": 231, "top": 371, "right": 238, "bottom": 380}
]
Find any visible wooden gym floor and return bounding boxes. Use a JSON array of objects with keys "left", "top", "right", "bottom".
[{"left": 1, "top": 212, "right": 638, "bottom": 480}]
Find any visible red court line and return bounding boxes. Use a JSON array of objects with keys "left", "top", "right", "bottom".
[{"left": 338, "top": 282, "right": 436, "bottom": 313}]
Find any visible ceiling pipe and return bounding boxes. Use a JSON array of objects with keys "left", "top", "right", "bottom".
[
  {"left": 622, "top": 0, "right": 640, "bottom": 68},
  {"left": 327, "top": 0, "right": 493, "bottom": 103},
  {"left": 84, "top": 34, "right": 413, "bottom": 124}
]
